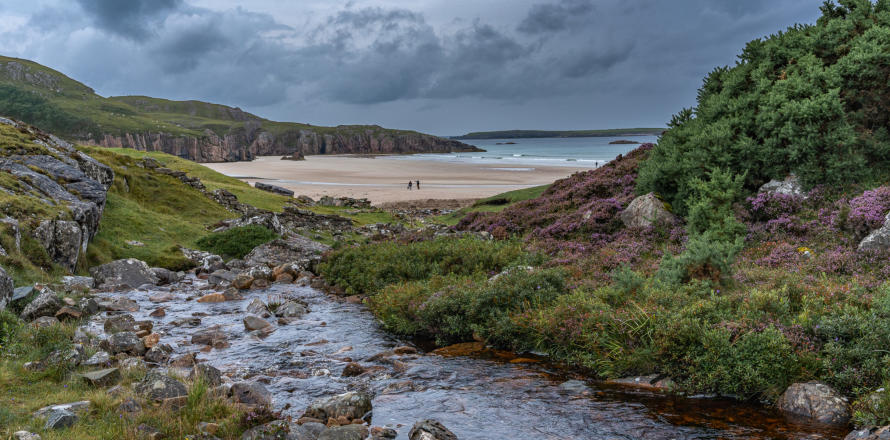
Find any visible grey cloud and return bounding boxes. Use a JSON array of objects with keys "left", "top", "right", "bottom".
[
  {"left": 75, "top": 0, "right": 182, "bottom": 40},
  {"left": 517, "top": 0, "right": 594, "bottom": 34}
]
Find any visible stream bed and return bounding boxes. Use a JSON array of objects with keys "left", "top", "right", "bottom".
[{"left": 89, "top": 277, "right": 850, "bottom": 439}]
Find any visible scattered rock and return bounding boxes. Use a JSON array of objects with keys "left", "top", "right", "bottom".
[
  {"left": 82, "top": 350, "right": 111, "bottom": 367},
  {"left": 98, "top": 297, "right": 139, "bottom": 312},
  {"left": 89, "top": 259, "right": 159, "bottom": 290},
  {"left": 778, "top": 381, "right": 849, "bottom": 426},
  {"left": 151, "top": 267, "right": 182, "bottom": 285},
  {"left": 34, "top": 401, "right": 90, "bottom": 419},
  {"left": 135, "top": 371, "right": 188, "bottom": 402},
  {"left": 143, "top": 333, "right": 160, "bottom": 348},
  {"left": 370, "top": 426, "right": 398, "bottom": 440},
  {"left": 209, "top": 270, "right": 237, "bottom": 287},
  {"left": 244, "top": 315, "right": 272, "bottom": 331},
  {"left": 149, "top": 307, "right": 166, "bottom": 317},
  {"left": 859, "top": 212, "right": 890, "bottom": 252},
  {"left": 303, "top": 392, "right": 372, "bottom": 422},
  {"left": 233, "top": 274, "right": 254, "bottom": 290},
  {"left": 243, "top": 235, "right": 330, "bottom": 270},
  {"left": 275, "top": 301, "right": 307, "bottom": 318},
  {"left": 255, "top": 182, "right": 295, "bottom": 197},
  {"left": 171, "top": 317, "right": 202, "bottom": 327},
  {"left": 31, "top": 316, "right": 60, "bottom": 328},
  {"left": 149, "top": 292, "right": 175, "bottom": 303},
  {"left": 170, "top": 352, "right": 198, "bottom": 367},
  {"left": 318, "top": 424, "right": 369, "bottom": 440},
  {"left": 606, "top": 375, "right": 675, "bottom": 392},
  {"left": 240, "top": 420, "right": 292, "bottom": 440},
  {"left": 118, "top": 398, "right": 142, "bottom": 413},
  {"left": 192, "top": 326, "right": 228, "bottom": 346},
  {"left": 393, "top": 346, "right": 417, "bottom": 355},
  {"left": 102, "top": 332, "right": 146, "bottom": 355},
  {"left": 341, "top": 363, "right": 367, "bottom": 378},
  {"left": 144, "top": 344, "right": 174, "bottom": 365},
  {"left": 190, "top": 363, "right": 223, "bottom": 386},
  {"left": 229, "top": 381, "right": 272, "bottom": 407},
  {"left": 54, "top": 306, "right": 82, "bottom": 320},
  {"left": 104, "top": 313, "right": 136, "bottom": 333},
  {"left": 20, "top": 288, "right": 62, "bottom": 321},
  {"left": 408, "top": 420, "right": 458, "bottom": 440},
  {"left": 13, "top": 431, "right": 41, "bottom": 440},
  {"left": 197, "top": 293, "right": 227, "bottom": 303},
  {"left": 81, "top": 368, "right": 121, "bottom": 387},
  {"left": 60, "top": 275, "right": 94, "bottom": 291},
  {"left": 44, "top": 409, "right": 78, "bottom": 430}
]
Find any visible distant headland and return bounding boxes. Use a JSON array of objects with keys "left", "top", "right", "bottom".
[{"left": 452, "top": 128, "right": 664, "bottom": 140}]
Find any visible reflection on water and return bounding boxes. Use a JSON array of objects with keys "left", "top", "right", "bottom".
[{"left": 90, "top": 278, "right": 849, "bottom": 439}]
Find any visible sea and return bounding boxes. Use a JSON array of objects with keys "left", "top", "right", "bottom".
[{"left": 389, "top": 135, "right": 660, "bottom": 168}]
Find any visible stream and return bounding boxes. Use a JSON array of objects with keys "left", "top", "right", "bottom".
[{"left": 88, "top": 277, "right": 849, "bottom": 439}]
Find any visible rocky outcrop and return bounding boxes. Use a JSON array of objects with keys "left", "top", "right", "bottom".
[
  {"left": 0, "top": 266, "right": 12, "bottom": 310},
  {"left": 91, "top": 126, "right": 482, "bottom": 163},
  {"left": 243, "top": 235, "right": 330, "bottom": 269},
  {"left": 0, "top": 118, "right": 113, "bottom": 272},
  {"left": 778, "top": 381, "right": 849, "bottom": 425}
]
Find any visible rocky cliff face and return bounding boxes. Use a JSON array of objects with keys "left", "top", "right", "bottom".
[
  {"left": 91, "top": 125, "right": 482, "bottom": 163},
  {"left": 0, "top": 117, "right": 113, "bottom": 272}
]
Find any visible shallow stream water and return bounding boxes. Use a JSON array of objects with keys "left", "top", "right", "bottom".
[{"left": 90, "top": 278, "right": 849, "bottom": 439}]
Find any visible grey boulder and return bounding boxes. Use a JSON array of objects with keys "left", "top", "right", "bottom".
[
  {"left": 318, "top": 425, "right": 369, "bottom": 440},
  {"left": 0, "top": 265, "right": 12, "bottom": 310},
  {"left": 20, "top": 288, "right": 62, "bottom": 321},
  {"left": 135, "top": 371, "right": 188, "bottom": 402},
  {"left": 229, "top": 381, "right": 272, "bottom": 407},
  {"left": 408, "top": 420, "right": 458, "bottom": 440},
  {"left": 619, "top": 192, "right": 676, "bottom": 229},
  {"left": 778, "top": 381, "right": 849, "bottom": 426},
  {"left": 302, "top": 391, "right": 372, "bottom": 421},
  {"left": 89, "top": 258, "right": 159, "bottom": 289}
]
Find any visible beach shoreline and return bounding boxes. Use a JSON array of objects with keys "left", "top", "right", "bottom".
[{"left": 204, "top": 155, "right": 593, "bottom": 205}]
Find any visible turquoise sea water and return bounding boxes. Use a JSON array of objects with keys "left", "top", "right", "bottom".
[{"left": 391, "top": 135, "right": 660, "bottom": 168}]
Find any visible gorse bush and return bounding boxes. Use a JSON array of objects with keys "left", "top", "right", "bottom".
[
  {"left": 318, "top": 236, "right": 536, "bottom": 295},
  {"left": 196, "top": 225, "right": 279, "bottom": 260},
  {"left": 637, "top": 0, "right": 890, "bottom": 215}
]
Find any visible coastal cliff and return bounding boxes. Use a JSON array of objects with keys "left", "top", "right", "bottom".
[{"left": 92, "top": 125, "right": 481, "bottom": 162}]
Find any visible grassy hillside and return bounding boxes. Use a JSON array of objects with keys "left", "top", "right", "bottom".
[
  {"left": 0, "top": 55, "right": 431, "bottom": 144},
  {"left": 453, "top": 128, "right": 664, "bottom": 139},
  {"left": 433, "top": 185, "right": 549, "bottom": 225}
]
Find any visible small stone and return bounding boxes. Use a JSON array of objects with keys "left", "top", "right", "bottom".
[
  {"left": 149, "top": 292, "right": 175, "bottom": 303},
  {"left": 142, "top": 333, "right": 160, "bottom": 349},
  {"left": 82, "top": 351, "right": 111, "bottom": 367},
  {"left": 144, "top": 344, "right": 173, "bottom": 365},
  {"left": 170, "top": 352, "right": 198, "bottom": 367},
  {"left": 102, "top": 332, "right": 146, "bottom": 355},
  {"left": 135, "top": 371, "right": 188, "bottom": 402},
  {"left": 81, "top": 368, "right": 121, "bottom": 387},
  {"left": 197, "top": 293, "right": 226, "bottom": 303},
  {"left": 370, "top": 426, "right": 398, "bottom": 440},
  {"left": 149, "top": 307, "right": 166, "bottom": 317},
  {"left": 191, "top": 326, "right": 227, "bottom": 346},
  {"left": 189, "top": 363, "right": 223, "bottom": 387},
  {"left": 13, "top": 431, "right": 41, "bottom": 440},
  {"left": 318, "top": 424, "right": 369, "bottom": 440},
  {"left": 341, "top": 362, "right": 367, "bottom": 378},
  {"left": 245, "top": 298, "right": 267, "bottom": 315},
  {"left": 393, "top": 346, "right": 417, "bottom": 355},
  {"left": 31, "top": 316, "right": 60, "bottom": 328},
  {"left": 232, "top": 274, "right": 254, "bottom": 290},
  {"left": 222, "top": 287, "right": 243, "bottom": 301},
  {"left": 198, "top": 422, "right": 219, "bottom": 435},
  {"left": 118, "top": 398, "right": 142, "bottom": 413}
]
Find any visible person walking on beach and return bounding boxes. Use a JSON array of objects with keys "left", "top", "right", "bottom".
[
  {"left": 416, "top": 180, "right": 421, "bottom": 190},
  {"left": 407, "top": 181, "right": 413, "bottom": 190}
]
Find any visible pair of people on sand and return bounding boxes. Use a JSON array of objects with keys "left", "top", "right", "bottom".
[{"left": 407, "top": 180, "right": 421, "bottom": 190}]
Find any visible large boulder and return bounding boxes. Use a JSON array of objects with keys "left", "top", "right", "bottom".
[
  {"left": 0, "top": 265, "right": 12, "bottom": 310},
  {"left": 302, "top": 392, "right": 372, "bottom": 421},
  {"left": 102, "top": 332, "right": 146, "bottom": 355},
  {"left": 243, "top": 235, "right": 330, "bottom": 269},
  {"left": 778, "top": 381, "right": 849, "bottom": 425},
  {"left": 619, "top": 193, "right": 676, "bottom": 229},
  {"left": 33, "top": 220, "right": 82, "bottom": 272},
  {"left": 408, "top": 420, "right": 458, "bottom": 440},
  {"left": 89, "top": 259, "right": 159, "bottom": 289},
  {"left": 20, "top": 288, "right": 62, "bottom": 321}
]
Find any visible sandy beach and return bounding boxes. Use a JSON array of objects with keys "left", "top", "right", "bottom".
[{"left": 205, "top": 155, "right": 593, "bottom": 205}]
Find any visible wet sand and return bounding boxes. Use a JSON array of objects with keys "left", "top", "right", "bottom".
[{"left": 205, "top": 155, "right": 592, "bottom": 205}]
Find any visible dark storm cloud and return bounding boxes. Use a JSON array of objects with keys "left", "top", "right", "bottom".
[
  {"left": 75, "top": 0, "right": 182, "bottom": 40},
  {"left": 6, "top": 0, "right": 828, "bottom": 132},
  {"left": 517, "top": 0, "right": 594, "bottom": 34}
]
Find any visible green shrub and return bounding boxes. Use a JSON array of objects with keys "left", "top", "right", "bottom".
[
  {"left": 319, "top": 237, "right": 536, "bottom": 295},
  {"left": 637, "top": 1, "right": 890, "bottom": 215},
  {"left": 196, "top": 225, "right": 279, "bottom": 260}
]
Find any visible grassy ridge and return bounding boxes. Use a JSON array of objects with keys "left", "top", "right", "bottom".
[
  {"left": 453, "top": 128, "right": 664, "bottom": 139},
  {"left": 0, "top": 55, "right": 437, "bottom": 144}
]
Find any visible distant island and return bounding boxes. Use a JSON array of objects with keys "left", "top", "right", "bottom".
[
  {"left": 453, "top": 128, "right": 664, "bottom": 140},
  {"left": 609, "top": 139, "right": 640, "bottom": 145}
]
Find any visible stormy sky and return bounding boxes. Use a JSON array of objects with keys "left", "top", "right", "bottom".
[{"left": 1, "top": 0, "right": 824, "bottom": 135}]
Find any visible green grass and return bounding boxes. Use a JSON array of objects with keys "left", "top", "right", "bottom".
[
  {"left": 434, "top": 185, "right": 549, "bottom": 225},
  {"left": 196, "top": 225, "right": 279, "bottom": 260},
  {"left": 79, "top": 147, "right": 239, "bottom": 271}
]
